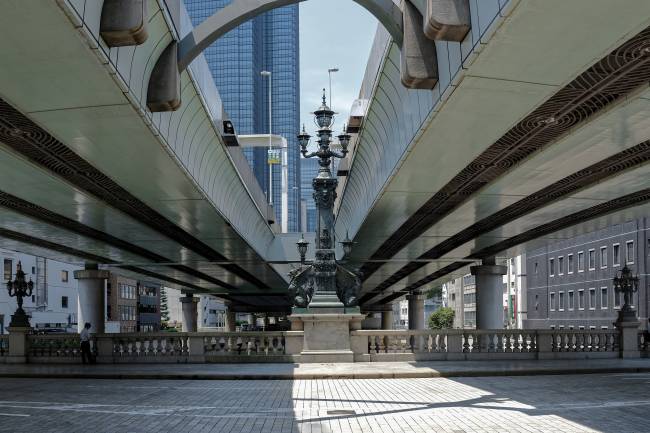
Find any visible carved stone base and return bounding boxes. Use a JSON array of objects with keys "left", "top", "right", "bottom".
[{"left": 289, "top": 312, "right": 365, "bottom": 363}]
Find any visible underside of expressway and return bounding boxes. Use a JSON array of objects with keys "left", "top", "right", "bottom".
[{"left": 1, "top": 0, "right": 650, "bottom": 319}]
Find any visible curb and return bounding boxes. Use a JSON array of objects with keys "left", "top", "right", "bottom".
[{"left": 1, "top": 366, "right": 649, "bottom": 380}]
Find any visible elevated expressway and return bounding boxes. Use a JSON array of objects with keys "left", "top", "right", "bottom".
[
  {"left": 335, "top": 0, "right": 650, "bottom": 308},
  {"left": 0, "top": 0, "right": 291, "bottom": 310}
]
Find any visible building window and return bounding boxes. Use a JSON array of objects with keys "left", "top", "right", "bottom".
[
  {"left": 61, "top": 270, "right": 68, "bottom": 282},
  {"left": 61, "top": 296, "right": 68, "bottom": 309},
  {"left": 567, "top": 254, "right": 574, "bottom": 274},
  {"left": 578, "top": 289, "right": 585, "bottom": 310},
  {"left": 558, "top": 256, "right": 564, "bottom": 275},
  {"left": 589, "top": 288, "right": 596, "bottom": 310},
  {"left": 577, "top": 251, "right": 584, "bottom": 272},
  {"left": 558, "top": 291, "right": 565, "bottom": 311},
  {"left": 534, "top": 262, "right": 538, "bottom": 275},
  {"left": 601, "top": 287, "right": 608, "bottom": 309},
  {"left": 626, "top": 241, "right": 634, "bottom": 264},
  {"left": 31, "top": 266, "right": 35, "bottom": 274},
  {"left": 600, "top": 246, "right": 607, "bottom": 268},
  {"left": 615, "top": 290, "right": 622, "bottom": 309},
  {"left": 568, "top": 291, "right": 574, "bottom": 310},
  {"left": 588, "top": 249, "right": 595, "bottom": 270},
  {"left": 3, "top": 259, "right": 12, "bottom": 281},
  {"left": 550, "top": 292, "right": 556, "bottom": 311},
  {"left": 613, "top": 243, "right": 620, "bottom": 266},
  {"left": 549, "top": 258, "right": 555, "bottom": 277}
]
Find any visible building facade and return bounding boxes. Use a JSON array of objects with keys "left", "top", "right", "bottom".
[
  {"left": 525, "top": 219, "right": 649, "bottom": 331},
  {"left": 138, "top": 281, "right": 161, "bottom": 332},
  {"left": 184, "top": 0, "right": 301, "bottom": 231},
  {"left": 0, "top": 249, "right": 80, "bottom": 333},
  {"left": 300, "top": 157, "right": 319, "bottom": 232},
  {"left": 107, "top": 275, "right": 138, "bottom": 333}
]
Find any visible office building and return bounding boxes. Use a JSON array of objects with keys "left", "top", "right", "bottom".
[
  {"left": 184, "top": 0, "right": 301, "bottom": 231},
  {"left": 300, "top": 157, "right": 319, "bottom": 232},
  {"left": 525, "top": 219, "right": 649, "bottom": 331}
]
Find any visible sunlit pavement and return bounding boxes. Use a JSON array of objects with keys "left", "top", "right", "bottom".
[{"left": 0, "top": 373, "right": 647, "bottom": 432}]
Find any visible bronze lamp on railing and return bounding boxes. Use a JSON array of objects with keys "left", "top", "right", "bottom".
[{"left": 6, "top": 261, "right": 33, "bottom": 328}]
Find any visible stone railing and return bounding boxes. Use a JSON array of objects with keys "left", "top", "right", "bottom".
[
  {"left": 352, "top": 329, "right": 621, "bottom": 362},
  {"left": 26, "top": 334, "right": 94, "bottom": 363},
  {"left": 93, "top": 331, "right": 299, "bottom": 363}
]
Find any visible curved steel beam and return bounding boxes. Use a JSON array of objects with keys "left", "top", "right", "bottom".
[{"left": 178, "top": 0, "right": 404, "bottom": 71}]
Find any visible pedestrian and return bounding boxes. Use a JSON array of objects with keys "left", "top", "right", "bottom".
[{"left": 80, "top": 322, "right": 94, "bottom": 364}]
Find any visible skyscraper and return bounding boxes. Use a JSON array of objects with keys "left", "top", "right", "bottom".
[
  {"left": 184, "top": 0, "right": 301, "bottom": 231},
  {"left": 300, "top": 157, "right": 319, "bottom": 232}
]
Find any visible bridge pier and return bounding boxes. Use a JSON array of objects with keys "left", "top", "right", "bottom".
[
  {"left": 408, "top": 292, "right": 426, "bottom": 330},
  {"left": 471, "top": 258, "right": 507, "bottom": 330},
  {"left": 74, "top": 264, "right": 109, "bottom": 334},
  {"left": 224, "top": 309, "right": 237, "bottom": 332},
  {"left": 180, "top": 294, "right": 199, "bottom": 332},
  {"left": 381, "top": 307, "right": 394, "bottom": 330}
]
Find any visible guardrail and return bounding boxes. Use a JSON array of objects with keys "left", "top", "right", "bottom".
[{"left": 27, "top": 334, "right": 94, "bottom": 363}]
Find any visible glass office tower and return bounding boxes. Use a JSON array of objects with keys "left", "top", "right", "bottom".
[{"left": 184, "top": 0, "right": 301, "bottom": 231}]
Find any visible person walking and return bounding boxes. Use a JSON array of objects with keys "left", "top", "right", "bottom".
[{"left": 80, "top": 322, "right": 94, "bottom": 364}]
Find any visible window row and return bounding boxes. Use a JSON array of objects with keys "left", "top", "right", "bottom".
[
  {"left": 542, "top": 240, "right": 635, "bottom": 277},
  {"left": 549, "top": 287, "right": 632, "bottom": 312}
]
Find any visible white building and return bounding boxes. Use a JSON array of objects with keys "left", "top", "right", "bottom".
[
  {"left": 164, "top": 287, "right": 227, "bottom": 330},
  {"left": 0, "top": 248, "right": 81, "bottom": 333}
]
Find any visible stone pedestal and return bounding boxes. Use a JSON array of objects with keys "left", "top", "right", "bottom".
[
  {"left": 6, "top": 326, "right": 30, "bottom": 364},
  {"left": 471, "top": 258, "right": 507, "bottom": 330},
  {"left": 180, "top": 294, "right": 199, "bottom": 332},
  {"left": 289, "top": 311, "right": 365, "bottom": 363},
  {"left": 615, "top": 319, "right": 641, "bottom": 358},
  {"left": 74, "top": 267, "right": 110, "bottom": 334}
]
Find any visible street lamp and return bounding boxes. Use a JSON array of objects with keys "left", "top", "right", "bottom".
[
  {"left": 261, "top": 70, "right": 273, "bottom": 205},
  {"left": 613, "top": 265, "right": 640, "bottom": 322},
  {"left": 6, "top": 261, "right": 34, "bottom": 328},
  {"left": 296, "top": 233, "right": 309, "bottom": 264},
  {"left": 287, "top": 90, "right": 361, "bottom": 309}
]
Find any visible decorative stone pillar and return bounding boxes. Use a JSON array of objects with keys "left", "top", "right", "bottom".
[
  {"left": 180, "top": 294, "right": 199, "bottom": 332},
  {"left": 74, "top": 264, "right": 110, "bottom": 334},
  {"left": 407, "top": 292, "right": 426, "bottom": 330},
  {"left": 381, "top": 307, "right": 394, "bottom": 330},
  {"left": 224, "top": 309, "right": 236, "bottom": 332},
  {"left": 616, "top": 319, "right": 641, "bottom": 358},
  {"left": 471, "top": 257, "right": 507, "bottom": 330}
]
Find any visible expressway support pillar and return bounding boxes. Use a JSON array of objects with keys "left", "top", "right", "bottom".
[
  {"left": 407, "top": 292, "right": 426, "bottom": 330},
  {"left": 381, "top": 307, "right": 394, "bottom": 330},
  {"left": 74, "top": 264, "right": 110, "bottom": 334},
  {"left": 224, "top": 309, "right": 237, "bottom": 332},
  {"left": 471, "top": 257, "right": 507, "bottom": 330},
  {"left": 180, "top": 294, "right": 199, "bottom": 332}
]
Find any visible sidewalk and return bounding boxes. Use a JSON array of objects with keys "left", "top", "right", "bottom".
[{"left": 1, "top": 358, "right": 650, "bottom": 380}]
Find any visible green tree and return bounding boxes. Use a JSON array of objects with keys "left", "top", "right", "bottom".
[
  {"left": 425, "top": 285, "right": 442, "bottom": 299},
  {"left": 428, "top": 307, "right": 455, "bottom": 329},
  {"left": 160, "top": 287, "right": 170, "bottom": 329}
]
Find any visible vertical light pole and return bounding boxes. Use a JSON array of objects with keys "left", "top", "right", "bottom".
[
  {"left": 261, "top": 70, "right": 273, "bottom": 205},
  {"left": 327, "top": 68, "right": 339, "bottom": 112}
]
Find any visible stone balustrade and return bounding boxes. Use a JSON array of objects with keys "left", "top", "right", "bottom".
[
  {"left": 26, "top": 334, "right": 93, "bottom": 363},
  {"left": 0, "top": 327, "right": 644, "bottom": 364},
  {"left": 352, "top": 329, "right": 622, "bottom": 362}
]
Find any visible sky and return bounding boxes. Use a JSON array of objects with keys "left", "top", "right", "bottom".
[{"left": 299, "top": 0, "right": 378, "bottom": 141}]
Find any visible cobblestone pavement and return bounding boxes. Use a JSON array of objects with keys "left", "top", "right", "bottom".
[{"left": 0, "top": 373, "right": 647, "bottom": 432}]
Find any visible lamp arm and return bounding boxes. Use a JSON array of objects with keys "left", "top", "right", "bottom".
[
  {"left": 329, "top": 150, "right": 346, "bottom": 159},
  {"left": 302, "top": 151, "right": 319, "bottom": 159}
]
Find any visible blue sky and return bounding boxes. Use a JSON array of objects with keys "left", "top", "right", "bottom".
[{"left": 299, "top": 0, "right": 378, "bottom": 139}]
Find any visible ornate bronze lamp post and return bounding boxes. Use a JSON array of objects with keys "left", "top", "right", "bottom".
[
  {"left": 613, "top": 265, "right": 639, "bottom": 322},
  {"left": 288, "top": 90, "right": 360, "bottom": 311},
  {"left": 6, "top": 261, "right": 33, "bottom": 328}
]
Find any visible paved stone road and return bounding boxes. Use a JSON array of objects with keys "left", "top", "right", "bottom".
[{"left": 0, "top": 373, "right": 646, "bottom": 432}]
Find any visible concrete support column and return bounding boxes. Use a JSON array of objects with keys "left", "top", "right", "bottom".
[
  {"left": 180, "top": 294, "right": 199, "bottom": 332},
  {"left": 381, "top": 307, "right": 394, "bottom": 330},
  {"left": 471, "top": 257, "right": 507, "bottom": 330},
  {"left": 407, "top": 292, "right": 426, "bottom": 330},
  {"left": 74, "top": 265, "right": 109, "bottom": 334},
  {"left": 263, "top": 314, "right": 270, "bottom": 329},
  {"left": 248, "top": 314, "right": 256, "bottom": 326},
  {"left": 224, "top": 309, "right": 236, "bottom": 332}
]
